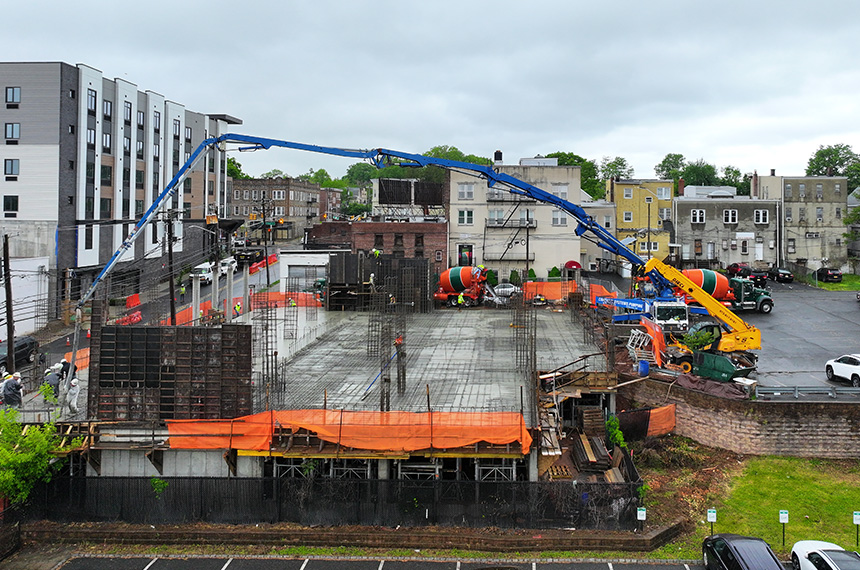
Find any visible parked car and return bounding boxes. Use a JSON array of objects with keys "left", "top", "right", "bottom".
[
  {"left": 726, "top": 262, "right": 751, "bottom": 276},
  {"left": 493, "top": 283, "right": 522, "bottom": 297},
  {"left": 825, "top": 354, "right": 860, "bottom": 387},
  {"left": 736, "top": 266, "right": 768, "bottom": 287},
  {"left": 816, "top": 267, "right": 843, "bottom": 283},
  {"left": 232, "top": 236, "right": 251, "bottom": 248},
  {"left": 219, "top": 257, "right": 238, "bottom": 276},
  {"left": 702, "top": 534, "right": 783, "bottom": 570},
  {"left": 0, "top": 336, "right": 40, "bottom": 375},
  {"left": 791, "top": 540, "right": 860, "bottom": 570},
  {"left": 190, "top": 261, "right": 214, "bottom": 285},
  {"left": 767, "top": 267, "right": 794, "bottom": 283}
]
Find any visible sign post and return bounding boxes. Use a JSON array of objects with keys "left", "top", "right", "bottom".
[
  {"left": 707, "top": 508, "right": 717, "bottom": 536},
  {"left": 854, "top": 511, "right": 860, "bottom": 547},
  {"left": 637, "top": 507, "right": 646, "bottom": 531},
  {"left": 779, "top": 510, "right": 789, "bottom": 547}
]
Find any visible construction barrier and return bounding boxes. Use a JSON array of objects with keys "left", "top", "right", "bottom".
[
  {"left": 248, "top": 254, "right": 279, "bottom": 275},
  {"left": 589, "top": 283, "right": 616, "bottom": 306},
  {"left": 159, "top": 300, "right": 213, "bottom": 326},
  {"left": 167, "top": 410, "right": 533, "bottom": 454},
  {"left": 522, "top": 281, "right": 577, "bottom": 301},
  {"left": 62, "top": 348, "right": 90, "bottom": 371},
  {"left": 250, "top": 291, "right": 319, "bottom": 309},
  {"left": 114, "top": 310, "right": 142, "bottom": 326},
  {"left": 125, "top": 293, "right": 141, "bottom": 309}
]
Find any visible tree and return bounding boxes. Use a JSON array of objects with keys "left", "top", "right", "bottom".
[
  {"left": 547, "top": 152, "right": 603, "bottom": 199},
  {"left": 720, "top": 165, "right": 742, "bottom": 188},
  {"left": 260, "top": 169, "right": 286, "bottom": 179},
  {"left": 226, "top": 157, "right": 251, "bottom": 180},
  {"left": 806, "top": 144, "right": 859, "bottom": 182},
  {"left": 344, "top": 163, "right": 376, "bottom": 187},
  {"left": 681, "top": 159, "right": 719, "bottom": 186},
  {"left": 343, "top": 202, "right": 371, "bottom": 216},
  {"left": 599, "top": 156, "right": 634, "bottom": 181},
  {"left": 0, "top": 409, "right": 77, "bottom": 505},
  {"left": 654, "top": 153, "right": 686, "bottom": 182},
  {"left": 846, "top": 163, "right": 860, "bottom": 193},
  {"left": 843, "top": 195, "right": 860, "bottom": 244}
]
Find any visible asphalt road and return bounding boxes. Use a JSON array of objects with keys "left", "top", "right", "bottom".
[
  {"left": 742, "top": 280, "right": 860, "bottom": 389},
  {"left": 54, "top": 557, "right": 708, "bottom": 570}
]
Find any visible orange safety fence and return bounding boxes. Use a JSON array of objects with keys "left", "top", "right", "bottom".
[
  {"left": 646, "top": 403, "right": 676, "bottom": 437},
  {"left": 521, "top": 281, "right": 576, "bottom": 301},
  {"left": 63, "top": 348, "right": 90, "bottom": 371},
  {"left": 126, "top": 293, "right": 141, "bottom": 309},
  {"left": 167, "top": 409, "right": 532, "bottom": 454},
  {"left": 589, "top": 283, "right": 616, "bottom": 306},
  {"left": 250, "top": 291, "right": 320, "bottom": 309},
  {"left": 159, "top": 300, "right": 213, "bottom": 326},
  {"left": 639, "top": 316, "right": 666, "bottom": 367},
  {"left": 248, "top": 254, "right": 279, "bottom": 275}
]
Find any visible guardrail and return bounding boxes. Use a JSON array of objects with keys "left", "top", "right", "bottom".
[{"left": 755, "top": 385, "right": 860, "bottom": 399}]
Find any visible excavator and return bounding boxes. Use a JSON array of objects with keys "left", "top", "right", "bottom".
[{"left": 68, "top": 133, "right": 762, "bottom": 383}]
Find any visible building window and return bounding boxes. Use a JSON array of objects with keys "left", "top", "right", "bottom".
[
  {"left": 488, "top": 208, "right": 504, "bottom": 225},
  {"left": 100, "top": 198, "right": 112, "bottom": 219},
  {"left": 784, "top": 183, "right": 792, "bottom": 199},
  {"left": 124, "top": 101, "right": 132, "bottom": 123},
  {"left": 639, "top": 241, "right": 658, "bottom": 252},
  {"left": 234, "top": 190, "right": 241, "bottom": 200},
  {"left": 135, "top": 200, "right": 144, "bottom": 216},
  {"left": 458, "top": 183, "right": 474, "bottom": 200},
  {"left": 836, "top": 238, "right": 842, "bottom": 247},
  {"left": 153, "top": 143, "right": 160, "bottom": 159},
  {"left": 68, "top": 125, "right": 75, "bottom": 134},
  {"left": 68, "top": 89, "right": 75, "bottom": 99},
  {"left": 415, "top": 234, "right": 424, "bottom": 248},
  {"left": 603, "top": 215, "right": 612, "bottom": 228},
  {"left": 816, "top": 183, "right": 823, "bottom": 199},
  {"left": 233, "top": 206, "right": 240, "bottom": 216},
  {"left": 85, "top": 225, "right": 93, "bottom": 249},
  {"left": 86, "top": 128, "right": 95, "bottom": 148},
  {"left": 622, "top": 211, "right": 633, "bottom": 223},
  {"left": 123, "top": 167, "right": 130, "bottom": 187},
  {"left": 86, "top": 89, "right": 97, "bottom": 114},
  {"left": 798, "top": 183, "right": 806, "bottom": 198},
  {"left": 816, "top": 207, "right": 823, "bottom": 221},
  {"left": 551, "top": 184, "right": 568, "bottom": 200},
  {"left": 741, "top": 240, "right": 748, "bottom": 255},
  {"left": 458, "top": 244, "right": 473, "bottom": 266},
  {"left": 799, "top": 207, "right": 806, "bottom": 220},
  {"left": 656, "top": 186, "right": 671, "bottom": 200},
  {"left": 103, "top": 99, "right": 112, "bottom": 120},
  {"left": 691, "top": 209, "right": 705, "bottom": 223},
  {"left": 458, "top": 209, "right": 474, "bottom": 225},
  {"left": 723, "top": 209, "right": 738, "bottom": 224},
  {"left": 207, "top": 180, "right": 214, "bottom": 196},
  {"left": 86, "top": 162, "right": 95, "bottom": 183},
  {"left": 658, "top": 208, "right": 671, "bottom": 221},
  {"left": 3, "top": 195, "right": 18, "bottom": 218},
  {"left": 5, "top": 87, "right": 21, "bottom": 107},
  {"left": 137, "top": 110, "right": 145, "bottom": 128},
  {"left": 100, "top": 165, "right": 112, "bottom": 186},
  {"left": 185, "top": 126, "right": 192, "bottom": 141},
  {"left": 785, "top": 207, "right": 792, "bottom": 220},
  {"left": 836, "top": 207, "right": 842, "bottom": 219},
  {"left": 136, "top": 140, "right": 144, "bottom": 159},
  {"left": 153, "top": 111, "right": 161, "bottom": 132},
  {"left": 754, "top": 209, "right": 769, "bottom": 224},
  {"left": 623, "top": 188, "right": 632, "bottom": 199},
  {"left": 102, "top": 132, "right": 111, "bottom": 153},
  {"left": 4, "top": 158, "right": 19, "bottom": 176},
  {"left": 552, "top": 210, "right": 567, "bottom": 226},
  {"left": 123, "top": 136, "right": 131, "bottom": 154},
  {"left": 787, "top": 238, "right": 796, "bottom": 254},
  {"left": 4, "top": 123, "right": 20, "bottom": 142},
  {"left": 694, "top": 239, "right": 702, "bottom": 255},
  {"left": 173, "top": 119, "right": 181, "bottom": 137},
  {"left": 251, "top": 190, "right": 258, "bottom": 200},
  {"left": 835, "top": 183, "right": 841, "bottom": 194}
]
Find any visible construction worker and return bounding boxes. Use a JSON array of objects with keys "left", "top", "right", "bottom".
[
  {"left": 44, "top": 367, "right": 60, "bottom": 399},
  {"left": 2, "top": 373, "right": 22, "bottom": 409},
  {"left": 371, "top": 248, "right": 381, "bottom": 258},
  {"left": 234, "top": 301, "right": 242, "bottom": 318},
  {"left": 288, "top": 297, "right": 297, "bottom": 307},
  {"left": 180, "top": 283, "right": 186, "bottom": 303},
  {"left": 66, "top": 377, "right": 80, "bottom": 415},
  {"left": 457, "top": 292, "right": 465, "bottom": 310}
]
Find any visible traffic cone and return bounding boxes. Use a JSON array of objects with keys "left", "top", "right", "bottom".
[
  {"left": 66, "top": 336, "right": 70, "bottom": 346},
  {"left": 86, "top": 329, "right": 91, "bottom": 339}
]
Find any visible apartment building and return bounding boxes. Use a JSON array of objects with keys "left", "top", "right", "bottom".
[
  {"left": 606, "top": 179, "right": 674, "bottom": 274},
  {"left": 580, "top": 191, "right": 617, "bottom": 273},
  {"left": 448, "top": 153, "right": 581, "bottom": 281},
  {"left": 0, "top": 62, "right": 238, "bottom": 313},
  {"left": 756, "top": 172, "right": 849, "bottom": 270},
  {"left": 231, "top": 177, "right": 321, "bottom": 241}
]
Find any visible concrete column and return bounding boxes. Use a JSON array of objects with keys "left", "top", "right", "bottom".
[
  {"left": 528, "top": 450, "right": 538, "bottom": 482},
  {"left": 192, "top": 276, "right": 201, "bottom": 323},
  {"left": 377, "top": 459, "right": 390, "bottom": 480},
  {"left": 211, "top": 267, "right": 220, "bottom": 317},
  {"left": 227, "top": 266, "right": 235, "bottom": 321},
  {"left": 242, "top": 266, "right": 250, "bottom": 318}
]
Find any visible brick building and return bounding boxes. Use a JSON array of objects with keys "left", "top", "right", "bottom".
[{"left": 231, "top": 177, "right": 321, "bottom": 241}]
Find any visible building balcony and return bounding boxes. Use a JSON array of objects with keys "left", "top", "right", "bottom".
[
  {"left": 485, "top": 219, "right": 537, "bottom": 229},
  {"left": 486, "top": 190, "right": 520, "bottom": 202},
  {"left": 483, "top": 250, "right": 536, "bottom": 262}
]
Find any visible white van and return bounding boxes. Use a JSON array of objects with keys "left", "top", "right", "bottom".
[
  {"left": 219, "top": 257, "right": 237, "bottom": 276},
  {"left": 190, "top": 262, "right": 214, "bottom": 285}
]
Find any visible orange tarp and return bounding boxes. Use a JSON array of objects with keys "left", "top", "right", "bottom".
[
  {"left": 522, "top": 281, "right": 576, "bottom": 301},
  {"left": 63, "top": 348, "right": 90, "bottom": 371},
  {"left": 589, "top": 283, "right": 616, "bottom": 306},
  {"left": 167, "top": 410, "right": 532, "bottom": 454},
  {"left": 646, "top": 404, "right": 676, "bottom": 436}
]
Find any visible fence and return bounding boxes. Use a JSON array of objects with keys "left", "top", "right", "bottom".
[
  {"left": 0, "top": 504, "right": 20, "bottom": 562},
  {"left": 28, "top": 476, "right": 643, "bottom": 531}
]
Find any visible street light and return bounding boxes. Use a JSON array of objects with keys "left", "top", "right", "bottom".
[{"left": 638, "top": 186, "right": 659, "bottom": 260}]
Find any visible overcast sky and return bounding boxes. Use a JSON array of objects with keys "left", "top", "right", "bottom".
[{"left": 7, "top": 1, "right": 860, "bottom": 182}]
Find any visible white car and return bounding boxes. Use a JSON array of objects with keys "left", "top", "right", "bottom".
[
  {"left": 825, "top": 354, "right": 860, "bottom": 387},
  {"left": 791, "top": 540, "right": 860, "bottom": 570},
  {"left": 190, "top": 262, "right": 214, "bottom": 285},
  {"left": 219, "top": 257, "right": 237, "bottom": 276},
  {"left": 493, "top": 283, "right": 522, "bottom": 297}
]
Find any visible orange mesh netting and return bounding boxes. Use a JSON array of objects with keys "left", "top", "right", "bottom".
[
  {"left": 522, "top": 281, "right": 576, "bottom": 301},
  {"left": 167, "top": 410, "right": 532, "bottom": 453}
]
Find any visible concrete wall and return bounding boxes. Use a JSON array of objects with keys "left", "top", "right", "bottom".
[
  {"left": 89, "top": 449, "right": 263, "bottom": 477},
  {"left": 619, "top": 379, "right": 860, "bottom": 458}
]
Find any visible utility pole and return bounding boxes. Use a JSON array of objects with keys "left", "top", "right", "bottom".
[
  {"left": 3, "top": 235, "right": 15, "bottom": 374},
  {"left": 165, "top": 210, "right": 177, "bottom": 325},
  {"left": 254, "top": 198, "right": 274, "bottom": 287}
]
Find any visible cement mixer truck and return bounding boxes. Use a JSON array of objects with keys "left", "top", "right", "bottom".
[
  {"left": 433, "top": 266, "right": 495, "bottom": 307},
  {"left": 681, "top": 269, "right": 774, "bottom": 314}
]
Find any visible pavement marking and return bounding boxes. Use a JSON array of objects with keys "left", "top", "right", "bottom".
[
  {"left": 685, "top": 564, "right": 691, "bottom": 570},
  {"left": 220, "top": 559, "right": 234, "bottom": 570},
  {"left": 378, "top": 561, "right": 385, "bottom": 570},
  {"left": 608, "top": 564, "right": 613, "bottom": 570},
  {"left": 532, "top": 563, "right": 537, "bottom": 570},
  {"left": 143, "top": 560, "right": 158, "bottom": 570},
  {"left": 300, "top": 560, "right": 309, "bottom": 570}
]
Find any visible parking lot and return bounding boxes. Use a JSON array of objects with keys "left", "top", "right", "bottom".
[{"left": 742, "top": 280, "right": 860, "bottom": 391}]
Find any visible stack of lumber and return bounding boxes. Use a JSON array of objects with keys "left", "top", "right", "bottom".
[{"left": 571, "top": 432, "right": 611, "bottom": 471}]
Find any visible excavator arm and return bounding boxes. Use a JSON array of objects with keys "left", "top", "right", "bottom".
[{"left": 644, "top": 258, "right": 761, "bottom": 352}]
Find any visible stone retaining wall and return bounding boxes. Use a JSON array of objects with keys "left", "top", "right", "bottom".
[{"left": 618, "top": 379, "right": 860, "bottom": 457}]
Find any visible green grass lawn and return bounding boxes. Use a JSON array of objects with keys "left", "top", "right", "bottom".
[
  {"left": 798, "top": 272, "right": 860, "bottom": 291},
  {"left": 651, "top": 456, "right": 860, "bottom": 559}
]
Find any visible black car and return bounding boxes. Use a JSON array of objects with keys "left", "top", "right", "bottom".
[
  {"left": 0, "top": 335, "right": 40, "bottom": 375},
  {"left": 816, "top": 268, "right": 843, "bottom": 283},
  {"left": 703, "top": 534, "right": 783, "bottom": 570},
  {"left": 736, "top": 266, "right": 768, "bottom": 287},
  {"left": 767, "top": 267, "right": 794, "bottom": 283}
]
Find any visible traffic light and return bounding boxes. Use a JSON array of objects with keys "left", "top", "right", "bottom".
[{"left": 278, "top": 218, "right": 284, "bottom": 225}]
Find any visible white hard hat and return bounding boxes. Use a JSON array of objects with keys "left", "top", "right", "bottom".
[
  {"left": 45, "top": 369, "right": 53, "bottom": 375},
  {"left": 53, "top": 363, "right": 63, "bottom": 371}
]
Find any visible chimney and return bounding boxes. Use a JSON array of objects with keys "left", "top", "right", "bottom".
[
  {"left": 678, "top": 177, "right": 685, "bottom": 197},
  {"left": 770, "top": 169, "right": 775, "bottom": 176},
  {"left": 751, "top": 170, "right": 758, "bottom": 198},
  {"left": 494, "top": 150, "right": 503, "bottom": 165}
]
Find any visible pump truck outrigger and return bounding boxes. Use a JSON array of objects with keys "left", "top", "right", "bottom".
[{"left": 68, "top": 133, "right": 762, "bottom": 385}]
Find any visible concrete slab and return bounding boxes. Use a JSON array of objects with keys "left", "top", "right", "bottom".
[{"left": 269, "top": 307, "right": 604, "bottom": 427}]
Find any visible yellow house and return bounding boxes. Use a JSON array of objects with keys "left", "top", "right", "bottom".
[{"left": 607, "top": 179, "right": 673, "bottom": 265}]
